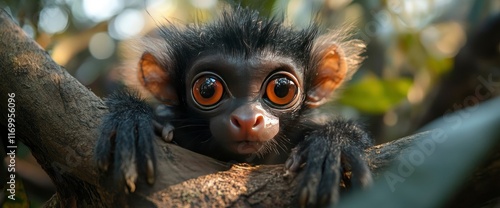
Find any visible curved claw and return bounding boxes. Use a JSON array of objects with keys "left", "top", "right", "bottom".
[
  {"left": 316, "top": 148, "right": 341, "bottom": 206},
  {"left": 295, "top": 138, "right": 321, "bottom": 207},
  {"left": 114, "top": 119, "right": 138, "bottom": 192},
  {"left": 146, "top": 157, "right": 155, "bottom": 184},
  {"left": 343, "top": 148, "right": 373, "bottom": 189},
  {"left": 161, "top": 124, "right": 175, "bottom": 143},
  {"left": 94, "top": 90, "right": 158, "bottom": 193},
  {"left": 285, "top": 147, "right": 304, "bottom": 176},
  {"left": 95, "top": 121, "right": 116, "bottom": 173},
  {"left": 293, "top": 123, "right": 372, "bottom": 207}
]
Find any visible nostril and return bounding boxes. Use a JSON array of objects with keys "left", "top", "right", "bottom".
[
  {"left": 230, "top": 116, "right": 240, "bottom": 128},
  {"left": 254, "top": 115, "right": 263, "bottom": 127}
]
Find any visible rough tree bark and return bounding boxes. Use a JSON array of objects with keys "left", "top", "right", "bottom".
[{"left": 0, "top": 9, "right": 498, "bottom": 208}]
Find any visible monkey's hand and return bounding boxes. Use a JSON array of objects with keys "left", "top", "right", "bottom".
[
  {"left": 94, "top": 90, "right": 157, "bottom": 193},
  {"left": 285, "top": 119, "right": 373, "bottom": 207}
]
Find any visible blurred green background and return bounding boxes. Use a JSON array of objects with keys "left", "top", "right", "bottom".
[{"left": 1, "top": 0, "right": 499, "bottom": 207}]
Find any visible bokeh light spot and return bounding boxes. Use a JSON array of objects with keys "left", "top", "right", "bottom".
[
  {"left": 89, "top": 32, "right": 115, "bottom": 60},
  {"left": 38, "top": 6, "right": 68, "bottom": 34},
  {"left": 109, "top": 9, "right": 145, "bottom": 40},
  {"left": 82, "top": 0, "right": 123, "bottom": 22}
]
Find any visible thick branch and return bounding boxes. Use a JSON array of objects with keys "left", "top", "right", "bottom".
[
  {"left": 126, "top": 133, "right": 427, "bottom": 207},
  {"left": 0, "top": 9, "right": 109, "bottom": 207}
]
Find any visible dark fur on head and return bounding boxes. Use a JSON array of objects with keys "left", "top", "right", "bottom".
[
  {"left": 159, "top": 6, "right": 318, "bottom": 71},
  {"left": 136, "top": 6, "right": 363, "bottom": 106}
]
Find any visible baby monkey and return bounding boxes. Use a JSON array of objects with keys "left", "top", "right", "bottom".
[{"left": 95, "top": 6, "right": 372, "bottom": 207}]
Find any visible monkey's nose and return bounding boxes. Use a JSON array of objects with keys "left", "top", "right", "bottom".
[
  {"left": 229, "top": 103, "right": 268, "bottom": 140},
  {"left": 230, "top": 114, "right": 264, "bottom": 130}
]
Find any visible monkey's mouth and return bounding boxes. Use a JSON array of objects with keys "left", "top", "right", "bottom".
[{"left": 229, "top": 141, "right": 264, "bottom": 155}]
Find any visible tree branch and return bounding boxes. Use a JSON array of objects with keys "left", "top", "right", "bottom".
[{"left": 1, "top": 9, "right": 498, "bottom": 208}]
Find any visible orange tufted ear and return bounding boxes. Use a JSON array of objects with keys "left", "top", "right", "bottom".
[
  {"left": 138, "top": 52, "right": 178, "bottom": 106},
  {"left": 306, "top": 45, "right": 348, "bottom": 108}
]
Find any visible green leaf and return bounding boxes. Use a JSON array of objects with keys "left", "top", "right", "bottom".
[{"left": 339, "top": 75, "right": 412, "bottom": 114}]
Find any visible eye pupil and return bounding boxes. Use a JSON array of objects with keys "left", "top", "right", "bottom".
[
  {"left": 274, "top": 78, "right": 291, "bottom": 98},
  {"left": 200, "top": 78, "right": 216, "bottom": 98},
  {"left": 192, "top": 74, "right": 224, "bottom": 108},
  {"left": 265, "top": 74, "right": 298, "bottom": 107}
]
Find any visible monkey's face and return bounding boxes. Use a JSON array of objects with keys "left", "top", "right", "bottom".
[
  {"left": 138, "top": 13, "right": 359, "bottom": 157},
  {"left": 185, "top": 54, "right": 304, "bottom": 155}
]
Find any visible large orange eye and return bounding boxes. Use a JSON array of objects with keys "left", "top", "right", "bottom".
[
  {"left": 192, "top": 75, "right": 224, "bottom": 107},
  {"left": 265, "top": 75, "right": 298, "bottom": 106}
]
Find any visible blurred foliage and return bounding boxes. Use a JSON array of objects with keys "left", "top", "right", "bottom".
[
  {"left": 340, "top": 75, "right": 412, "bottom": 114},
  {"left": 1, "top": 0, "right": 500, "bottom": 206}
]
